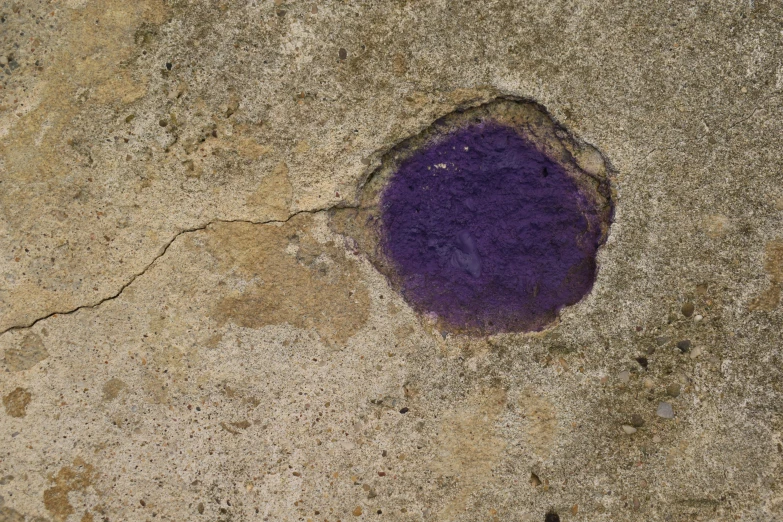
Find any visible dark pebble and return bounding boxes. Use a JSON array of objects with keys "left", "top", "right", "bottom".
[
  {"left": 339, "top": 47, "right": 347, "bottom": 60},
  {"left": 630, "top": 414, "right": 645, "bottom": 427},
  {"left": 635, "top": 356, "right": 648, "bottom": 369},
  {"left": 165, "top": 62, "right": 172, "bottom": 70},
  {"left": 399, "top": 407, "right": 409, "bottom": 414},
  {"left": 681, "top": 302, "right": 695, "bottom": 317},
  {"left": 676, "top": 340, "right": 691, "bottom": 353},
  {"left": 655, "top": 336, "right": 670, "bottom": 346}
]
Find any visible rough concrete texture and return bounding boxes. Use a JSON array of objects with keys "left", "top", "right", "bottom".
[{"left": 1, "top": 0, "right": 782, "bottom": 521}]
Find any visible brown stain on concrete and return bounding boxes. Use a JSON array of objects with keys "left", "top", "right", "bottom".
[
  {"left": 207, "top": 215, "right": 370, "bottom": 346},
  {"left": 749, "top": 285, "right": 781, "bottom": 312},
  {"left": 0, "top": 0, "right": 168, "bottom": 185},
  {"left": 0, "top": 506, "right": 25, "bottom": 522},
  {"left": 517, "top": 388, "right": 558, "bottom": 458},
  {"left": 43, "top": 458, "right": 97, "bottom": 522},
  {"left": 763, "top": 240, "right": 783, "bottom": 283},
  {"left": 101, "top": 378, "right": 127, "bottom": 402},
  {"left": 245, "top": 161, "right": 293, "bottom": 220},
  {"left": 702, "top": 214, "right": 731, "bottom": 238},
  {"left": 432, "top": 387, "right": 507, "bottom": 520},
  {"left": 750, "top": 239, "right": 783, "bottom": 311},
  {"left": 2, "top": 388, "right": 32, "bottom": 418},
  {"left": 3, "top": 333, "right": 49, "bottom": 372},
  {"left": 220, "top": 420, "right": 251, "bottom": 435},
  {"left": 430, "top": 386, "right": 557, "bottom": 518},
  {"left": 142, "top": 371, "right": 168, "bottom": 404}
]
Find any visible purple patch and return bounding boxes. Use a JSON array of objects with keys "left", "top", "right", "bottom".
[{"left": 380, "top": 123, "right": 607, "bottom": 333}]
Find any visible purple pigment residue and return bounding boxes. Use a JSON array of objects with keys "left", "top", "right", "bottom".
[{"left": 380, "top": 123, "right": 605, "bottom": 333}]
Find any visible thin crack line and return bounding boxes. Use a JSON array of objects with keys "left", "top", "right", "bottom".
[{"left": 0, "top": 207, "right": 343, "bottom": 336}]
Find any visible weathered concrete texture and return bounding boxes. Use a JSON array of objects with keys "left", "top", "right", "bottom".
[{"left": 1, "top": 0, "right": 782, "bottom": 521}]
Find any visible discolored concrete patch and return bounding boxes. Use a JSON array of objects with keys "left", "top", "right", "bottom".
[
  {"left": 750, "top": 239, "right": 783, "bottom": 311},
  {"left": 2, "top": 388, "right": 31, "bottom": 418},
  {"left": 244, "top": 161, "right": 294, "bottom": 220},
  {"left": 0, "top": 507, "right": 25, "bottom": 522},
  {"left": 432, "top": 387, "right": 507, "bottom": 519},
  {"left": 100, "top": 378, "right": 127, "bottom": 402},
  {"left": 208, "top": 214, "right": 370, "bottom": 346},
  {"left": 3, "top": 334, "right": 49, "bottom": 372},
  {"left": 516, "top": 388, "right": 558, "bottom": 458},
  {"left": 43, "top": 459, "right": 96, "bottom": 522}
]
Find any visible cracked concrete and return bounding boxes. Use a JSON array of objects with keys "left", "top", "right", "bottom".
[
  {"left": 0, "top": 209, "right": 327, "bottom": 335},
  {"left": 2, "top": 0, "right": 783, "bottom": 521}
]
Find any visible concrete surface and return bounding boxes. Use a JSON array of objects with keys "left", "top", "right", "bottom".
[{"left": 1, "top": 0, "right": 782, "bottom": 520}]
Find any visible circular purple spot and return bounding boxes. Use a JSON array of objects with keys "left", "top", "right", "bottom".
[{"left": 380, "top": 122, "right": 610, "bottom": 333}]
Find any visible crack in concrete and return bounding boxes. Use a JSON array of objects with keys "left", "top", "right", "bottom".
[{"left": 0, "top": 207, "right": 343, "bottom": 336}]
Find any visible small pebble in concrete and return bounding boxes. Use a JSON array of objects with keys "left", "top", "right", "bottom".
[
  {"left": 630, "top": 414, "right": 645, "bottom": 427},
  {"left": 656, "top": 336, "right": 670, "bottom": 346},
  {"left": 666, "top": 383, "right": 681, "bottom": 397},
  {"left": 677, "top": 340, "right": 691, "bottom": 353},
  {"left": 622, "top": 425, "right": 637, "bottom": 434},
  {"left": 690, "top": 346, "right": 702, "bottom": 359},
  {"left": 339, "top": 48, "right": 347, "bottom": 60},
  {"left": 618, "top": 370, "right": 630, "bottom": 384},
  {"left": 681, "top": 302, "right": 695, "bottom": 317},
  {"left": 657, "top": 402, "right": 674, "bottom": 419}
]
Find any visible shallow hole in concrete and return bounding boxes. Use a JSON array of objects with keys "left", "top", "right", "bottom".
[
  {"left": 545, "top": 511, "right": 561, "bottom": 522},
  {"left": 333, "top": 98, "right": 613, "bottom": 335}
]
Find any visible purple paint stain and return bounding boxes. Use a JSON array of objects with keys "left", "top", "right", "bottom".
[{"left": 380, "top": 123, "right": 607, "bottom": 333}]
